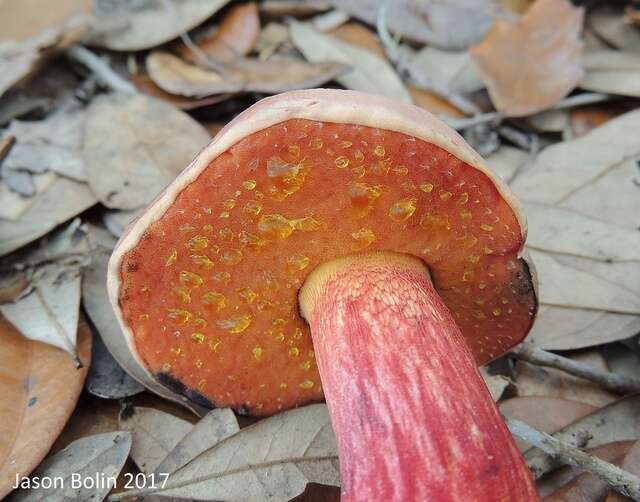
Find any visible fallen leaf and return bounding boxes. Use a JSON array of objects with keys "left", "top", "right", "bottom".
[
  {"left": 82, "top": 224, "right": 209, "bottom": 415},
  {"left": 259, "top": 0, "right": 329, "bottom": 18},
  {"left": 568, "top": 103, "right": 629, "bottom": 139},
  {"left": 10, "top": 431, "right": 130, "bottom": 501},
  {"left": 511, "top": 109, "right": 640, "bottom": 349},
  {"left": 408, "top": 86, "right": 466, "bottom": 118},
  {"left": 480, "top": 366, "right": 510, "bottom": 401},
  {"left": 0, "top": 175, "right": 97, "bottom": 257},
  {"left": 499, "top": 397, "right": 596, "bottom": 451},
  {"left": 120, "top": 407, "right": 194, "bottom": 474},
  {"left": 117, "top": 404, "right": 339, "bottom": 501},
  {"left": 88, "top": 0, "right": 231, "bottom": 51},
  {"left": 83, "top": 92, "right": 210, "bottom": 210},
  {"left": 310, "top": 9, "right": 349, "bottom": 33},
  {"left": 290, "top": 20, "right": 411, "bottom": 102},
  {"left": 0, "top": 0, "right": 92, "bottom": 43},
  {"left": 86, "top": 329, "right": 144, "bottom": 399},
  {"left": 329, "top": 0, "right": 502, "bottom": 49},
  {"left": 328, "top": 22, "right": 386, "bottom": 59},
  {"left": 513, "top": 350, "right": 617, "bottom": 407},
  {"left": 525, "top": 203, "right": 640, "bottom": 262},
  {"left": 2, "top": 106, "right": 86, "bottom": 181},
  {"left": 154, "top": 408, "right": 240, "bottom": 475},
  {"left": 102, "top": 208, "right": 140, "bottom": 238},
  {"left": 0, "top": 316, "right": 91, "bottom": 499},
  {"left": 527, "top": 306, "right": 640, "bottom": 351},
  {"left": 147, "top": 51, "right": 348, "bottom": 99},
  {"left": 0, "top": 14, "right": 87, "bottom": 97},
  {"left": 602, "top": 343, "right": 640, "bottom": 381},
  {"left": 580, "top": 50, "right": 640, "bottom": 97},
  {"left": 588, "top": 5, "right": 640, "bottom": 51},
  {"left": 178, "top": 2, "right": 260, "bottom": 64},
  {"left": 544, "top": 442, "right": 635, "bottom": 501},
  {"left": 525, "top": 395, "right": 640, "bottom": 479},
  {"left": 538, "top": 441, "right": 635, "bottom": 498},
  {"left": 486, "top": 145, "right": 529, "bottom": 183},
  {"left": 255, "top": 22, "right": 290, "bottom": 59},
  {"left": 0, "top": 221, "right": 89, "bottom": 358},
  {"left": 132, "top": 74, "right": 233, "bottom": 111},
  {"left": 407, "top": 47, "right": 484, "bottom": 95},
  {"left": 470, "top": 0, "right": 584, "bottom": 117},
  {"left": 528, "top": 109, "right": 570, "bottom": 133}
]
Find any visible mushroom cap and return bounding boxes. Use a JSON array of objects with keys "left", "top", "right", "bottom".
[{"left": 108, "top": 89, "right": 537, "bottom": 416}]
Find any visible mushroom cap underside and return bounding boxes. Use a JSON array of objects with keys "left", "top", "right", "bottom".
[{"left": 108, "top": 90, "right": 537, "bottom": 416}]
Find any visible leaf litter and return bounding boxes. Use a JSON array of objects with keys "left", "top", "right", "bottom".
[{"left": 1, "top": 0, "right": 640, "bottom": 499}]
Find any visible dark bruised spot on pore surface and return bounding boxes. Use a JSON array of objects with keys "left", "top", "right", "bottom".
[
  {"left": 156, "top": 371, "right": 214, "bottom": 409},
  {"left": 126, "top": 261, "right": 139, "bottom": 273},
  {"left": 513, "top": 260, "right": 536, "bottom": 298}
]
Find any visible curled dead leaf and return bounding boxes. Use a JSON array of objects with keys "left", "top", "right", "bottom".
[{"left": 147, "top": 51, "right": 349, "bottom": 98}]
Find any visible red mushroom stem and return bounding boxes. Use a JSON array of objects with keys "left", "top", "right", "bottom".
[{"left": 300, "top": 253, "right": 539, "bottom": 502}]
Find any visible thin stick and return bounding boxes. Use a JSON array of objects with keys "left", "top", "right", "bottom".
[
  {"left": 507, "top": 417, "right": 640, "bottom": 499},
  {"left": 510, "top": 344, "right": 640, "bottom": 395},
  {"left": 66, "top": 46, "right": 136, "bottom": 94}
]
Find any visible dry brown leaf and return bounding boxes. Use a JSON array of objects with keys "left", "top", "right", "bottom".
[
  {"left": 0, "top": 14, "right": 87, "bottom": 98},
  {"left": 83, "top": 92, "right": 210, "bottom": 210},
  {"left": 499, "top": 397, "right": 596, "bottom": 451},
  {"left": 114, "top": 404, "right": 339, "bottom": 501},
  {"left": 179, "top": 2, "right": 260, "bottom": 64},
  {"left": 147, "top": 51, "right": 348, "bottom": 98},
  {"left": 0, "top": 316, "right": 91, "bottom": 499},
  {"left": 120, "top": 407, "right": 194, "bottom": 474},
  {"left": 132, "top": 74, "right": 232, "bottom": 111},
  {"left": 328, "top": 22, "right": 386, "bottom": 59},
  {"left": 525, "top": 395, "right": 640, "bottom": 479},
  {"left": 588, "top": 5, "right": 640, "bottom": 51},
  {"left": 331, "top": 0, "right": 502, "bottom": 49},
  {"left": 580, "top": 50, "right": 640, "bottom": 97},
  {"left": 409, "top": 86, "right": 466, "bottom": 118},
  {"left": 470, "top": 0, "right": 584, "bottom": 117},
  {"left": 514, "top": 350, "right": 617, "bottom": 407},
  {"left": 511, "top": 109, "right": 640, "bottom": 349},
  {"left": 290, "top": 20, "right": 411, "bottom": 102},
  {"left": 11, "top": 431, "right": 130, "bottom": 501},
  {"left": 290, "top": 483, "right": 341, "bottom": 502},
  {"left": 259, "top": 0, "right": 330, "bottom": 18},
  {"left": 89, "top": 0, "right": 230, "bottom": 51},
  {"left": 154, "top": 408, "right": 239, "bottom": 475},
  {"left": 0, "top": 0, "right": 92, "bottom": 43},
  {"left": 568, "top": 104, "right": 629, "bottom": 139}
]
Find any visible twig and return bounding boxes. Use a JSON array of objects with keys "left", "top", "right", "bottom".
[
  {"left": 507, "top": 417, "right": 640, "bottom": 499},
  {"left": 66, "top": 46, "right": 136, "bottom": 94},
  {"left": 552, "top": 92, "right": 611, "bottom": 110},
  {"left": 510, "top": 344, "right": 640, "bottom": 395},
  {"left": 0, "top": 135, "right": 16, "bottom": 164}
]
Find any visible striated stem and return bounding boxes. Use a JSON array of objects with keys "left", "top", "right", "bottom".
[{"left": 300, "top": 253, "right": 539, "bottom": 502}]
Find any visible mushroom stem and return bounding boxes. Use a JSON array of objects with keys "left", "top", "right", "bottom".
[{"left": 300, "top": 253, "right": 539, "bottom": 502}]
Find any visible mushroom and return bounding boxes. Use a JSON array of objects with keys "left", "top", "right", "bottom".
[{"left": 108, "top": 89, "right": 539, "bottom": 500}]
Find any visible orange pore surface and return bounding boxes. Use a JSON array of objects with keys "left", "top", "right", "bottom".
[{"left": 119, "top": 119, "right": 536, "bottom": 416}]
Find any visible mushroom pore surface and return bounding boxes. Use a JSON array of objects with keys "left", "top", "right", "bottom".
[{"left": 117, "top": 118, "right": 536, "bottom": 415}]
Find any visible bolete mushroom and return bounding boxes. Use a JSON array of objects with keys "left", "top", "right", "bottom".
[{"left": 108, "top": 89, "right": 539, "bottom": 500}]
